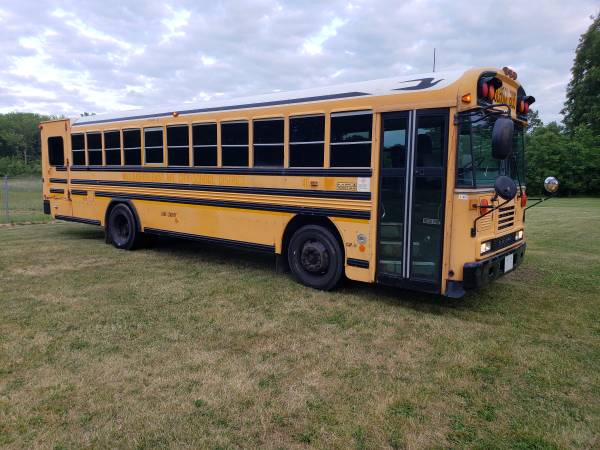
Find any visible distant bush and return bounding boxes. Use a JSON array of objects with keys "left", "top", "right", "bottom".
[{"left": 0, "top": 157, "right": 41, "bottom": 177}]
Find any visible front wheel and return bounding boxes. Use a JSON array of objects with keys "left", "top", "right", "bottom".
[
  {"left": 287, "top": 225, "right": 343, "bottom": 291},
  {"left": 107, "top": 204, "right": 140, "bottom": 250}
]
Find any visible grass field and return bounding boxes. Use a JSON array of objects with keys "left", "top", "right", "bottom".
[
  {"left": 0, "top": 198, "right": 599, "bottom": 449},
  {"left": 0, "top": 177, "right": 51, "bottom": 225}
]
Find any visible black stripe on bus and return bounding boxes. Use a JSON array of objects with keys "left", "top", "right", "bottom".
[
  {"left": 68, "top": 165, "right": 372, "bottom": 177},
  {"left": 55, "top": 215, "right": 101, "bottom": 226},
  {"left": 73, "top": 91, "right": 371, "bottom": 126},
  {"left": 71, "top": 179, "right": 371, "bottom": 200},
  {"left": 49, "top": 188, "right": 64, "bottom": 194},
  {"left": 56, "top": 166, "right": 67, "bottom": 171},
  {"left": 144, "top": 228, "right": 275, "bottom": 253},
  {"left": 94, "top": 191, "right": 371, "bottom": 220},
  {"left": 347, "top": 258, "right": 369, "bottom": 269},
  {"left": 70, "top": 189, "right": 88, "bottom": 196},
  {"left": 49, "top": 178, "right": 67, "bottom": 183}
]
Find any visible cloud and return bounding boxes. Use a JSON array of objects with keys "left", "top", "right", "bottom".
[
  {"left": 302, "top": 17, "right": 347, "bottom": 55},
  {"left": 0, "top": 0, "right": 597, "bottom": 123}
]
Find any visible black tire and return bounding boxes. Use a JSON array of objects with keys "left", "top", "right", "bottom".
[
  {"left": 287, "top": 225, "right": 343, "bottom": 291},
  {"left": 107, "top": 204, "right": 140, "bottom": 250}
]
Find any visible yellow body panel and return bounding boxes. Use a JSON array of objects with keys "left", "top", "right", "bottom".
[{"left": 40, "top": 67, "right": 530, "bottom": 295}]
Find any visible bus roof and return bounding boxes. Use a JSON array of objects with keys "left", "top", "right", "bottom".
[{"left": 71, "top": 69, "right": 469, "bottom": 127}]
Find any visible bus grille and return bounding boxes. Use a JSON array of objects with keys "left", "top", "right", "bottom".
[
  {"left": 477, "top": 214, "right": 492, "bottom": 232},
  {"left": 491, "top": 233, "right": 516, "bottom": 252},
  {"left": 497, "top": 205, "right": 515, "bottom": 231}
]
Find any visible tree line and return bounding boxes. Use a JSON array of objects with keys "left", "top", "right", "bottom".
[{"left": 1, "top": 15, "right": 598, "bottom": 194}]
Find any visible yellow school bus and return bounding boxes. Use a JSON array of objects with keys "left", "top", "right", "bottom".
[{"left": 40, "top": 66, "right": 539, "bottom": 297}]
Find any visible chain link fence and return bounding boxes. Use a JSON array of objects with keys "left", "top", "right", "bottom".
[{"left": 0, "top": 175, "right": 50, "bottom": 225}]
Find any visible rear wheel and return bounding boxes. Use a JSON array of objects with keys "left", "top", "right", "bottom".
[
  {"left": 287, "top": 225, "right": 343, "bottom": 291},
  {"left": 107, "top": 204, "right": 140, "bottom": 250}
]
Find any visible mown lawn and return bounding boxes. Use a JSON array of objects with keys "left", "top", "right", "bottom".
[
  {"left": 0, "top": 177, "right": 50, "bottom": 225},
  {"left": 0, "top": 198, "right": 599, "bottom": 449}
]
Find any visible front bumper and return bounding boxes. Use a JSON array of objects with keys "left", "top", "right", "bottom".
[{"left": 462, "top": 242, "right": 526, "bottom": 290}]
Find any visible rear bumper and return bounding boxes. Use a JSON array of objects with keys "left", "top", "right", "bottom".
[{"left": 462, "top": 242, "right": 526, "bottom": 290}]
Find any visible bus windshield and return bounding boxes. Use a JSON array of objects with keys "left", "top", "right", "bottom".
[{"left": 456, "top": 111, "right": 525, "bottom": 188}]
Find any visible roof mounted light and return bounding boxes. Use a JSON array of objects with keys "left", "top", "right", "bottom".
[{"left": 502, "top": 66, "right": 518, "bottom": 80}]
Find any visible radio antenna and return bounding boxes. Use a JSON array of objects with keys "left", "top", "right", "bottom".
[{"left": 433, "top": 48, "right": 436, "bottom": 72}]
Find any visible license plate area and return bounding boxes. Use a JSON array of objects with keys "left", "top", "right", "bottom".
[{"left": 503, "top": 253, "right": 514, "bottom": 272}]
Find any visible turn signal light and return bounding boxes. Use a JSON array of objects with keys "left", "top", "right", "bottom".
[
  {"left": 480, "top": 198, "right": 490, "bottom": 215},
  {"left": 461, "top": 93, "right": 472, "bottom": 103},
  {"left": 520, "top": 192, "right": 528, "bottom": 208}
]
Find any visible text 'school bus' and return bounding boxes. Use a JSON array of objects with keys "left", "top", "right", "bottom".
[{"left": 40, "top": 67, "right": 543, "bottom": 297}]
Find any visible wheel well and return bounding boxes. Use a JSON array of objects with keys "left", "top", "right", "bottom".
[
  {"left": 281, "top": 215, "right": 344, "bottom": 258},
  {"left": 104, "top": 199, "right": 141, "bottom": 231}
]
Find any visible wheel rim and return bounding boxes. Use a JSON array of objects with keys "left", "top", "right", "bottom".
[
  {"left": 299, "top": 239, "right": 330, "bottom": 274},
  {"left": 112, "top": 213, "right": 130, "bottom": 245}
]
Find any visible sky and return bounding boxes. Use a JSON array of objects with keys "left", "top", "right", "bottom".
[{"left": 0, "top": 0, "right": 597, "bottom": 123}]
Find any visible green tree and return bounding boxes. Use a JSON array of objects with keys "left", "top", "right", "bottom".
[
  {"left": 0, "top": 112, "right": 51, "bottom": 162},
  {"left": 526, "top": 109, "right": 543, "bottom": 133},
  {"left": 562, "top": 14, "right": 600, "bottom": 134}
]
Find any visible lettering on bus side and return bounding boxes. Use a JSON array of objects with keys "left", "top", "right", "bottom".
[{"left": 336, "top": 181, "right": 356, "bottom": 191}]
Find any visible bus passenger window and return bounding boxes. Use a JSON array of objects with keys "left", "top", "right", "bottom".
[
  {"left": 48, "top": 136, "right": 64, "bottom": 166},
  {"left": 104, "top": 131, "right": 121, "bottom": 165},
  {"left": 221, "top": 121, "right": 248, "bottom": 166},
  {"left": 144, "top": 127, "right": 164, "bottom": 164},
  {"left": 167, "top": 125, "right": 189, "bottom": 166},
  {"left": 192, "top": 123, "right": 217, "bottom": 166},
  {"left": 289, "top": 115, "right": 324, "bottom": 167},
  {"left": 71, "top": 134, "right": 85, "bottom": 165},
  {"left": 253, "top": 118, "right": 284, "bottom": 167},
  {"left": 330, "top": 111, "right": 372, "bottom": 167},
  {"left": 123, "top": 129, "right": 141, "bottom": 165},
  {"left": 86, "top": 132, "right": 102, "bottom": 165}
]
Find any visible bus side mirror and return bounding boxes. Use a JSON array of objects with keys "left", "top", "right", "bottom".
[
  {"left": 491, "top": 117, "right": 514, "bottom": 160},
  {"left": 544, "top": 176, "right": 559, "bottom": 195},
  {"left": 494, "top": 175, "right": 517, "bottom": 201}
]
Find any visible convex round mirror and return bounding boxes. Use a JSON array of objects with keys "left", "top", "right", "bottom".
[
  {"left": 492, "top": 117, "right": 514, "bottom": 160},
  {"left": 544, "top": 176, "right": 559, "bottom": 194},
  {"left": 494, "top": 175, "right": 518, "bottom": 201}
]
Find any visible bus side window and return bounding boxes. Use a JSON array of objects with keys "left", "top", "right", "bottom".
[
  {"left": 104, "top": 130, "right": 121, "bottom": 165},
  {"left": 71, "top": 133, "right": 85, "bottom": 165},
  {"left": 48, "top": 136, "right": 64, "bottom": 166},
  {"left": 144, "top": 127, "right": 164, "bottom": 164},
  {"left": 193, "top": 123, "right": 217, "bottom": 166},
  {"left": 289, "top": 115, "right": 324, "bottom": 167},
  {"left": 123, "top": 129, "right": 142, "bottom": 165},
  {"left": 330, "top": 111, "right": 372, "bottom": 167},
  {"left": 253, "top": 118, "right": 284, "bottom": 167},
  {"left": 221, "top": 121, "right": 249, "bottom": 167},
  {"left": 86, "top": 132, "right": 102, "bottom": 165},
  {"left": 167, "top": 125, "right": 189, "bottom": 166}
]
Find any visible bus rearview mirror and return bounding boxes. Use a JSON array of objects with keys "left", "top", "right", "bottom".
[
  {"left": 544, "top": 176, "right": 559, "bottom": 194},
  {"left": 491, "top": 117, "right": 514, "bottom": 160}
]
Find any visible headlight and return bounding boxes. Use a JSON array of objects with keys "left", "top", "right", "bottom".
[
  {"left": 515, "top": 230, "right": 524, "bottom": 240},
  {"left": 480, "top": 241, "right": 492, "bottom": 254}
]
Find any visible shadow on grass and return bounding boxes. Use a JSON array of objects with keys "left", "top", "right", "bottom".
[{"left": 56, "top": 224, "right": 490, "bottom": 313}]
